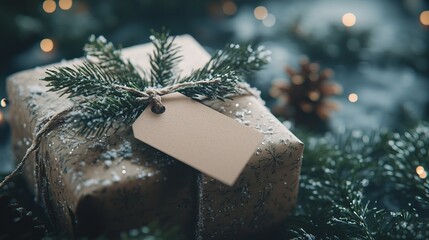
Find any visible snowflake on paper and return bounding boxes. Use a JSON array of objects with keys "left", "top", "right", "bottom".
[{"left": 259, "top": 144, "right": 288, "bottom": 174}]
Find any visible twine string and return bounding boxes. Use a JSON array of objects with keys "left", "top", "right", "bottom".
[
  {"left": 0, "top": 106, "right": 74, "bottom": 189},
  {"left": 113, "top": 78, "right": 221, "bottom": 114}
]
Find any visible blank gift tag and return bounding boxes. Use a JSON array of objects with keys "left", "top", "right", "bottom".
[{"left": 132, "top": 92, "right": 264, "bottom": 186}]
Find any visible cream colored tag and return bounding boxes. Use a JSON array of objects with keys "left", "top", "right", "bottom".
[{"left": 132, "top": 92, "right": 264, "bottom": 186}]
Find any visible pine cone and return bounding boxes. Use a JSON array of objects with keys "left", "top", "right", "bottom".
[
  {"left": 270, "top": 57, "right": 342, "bottom": 128},
  {"left": 0, "top": 194, "right": 46, "bottom": 240}
]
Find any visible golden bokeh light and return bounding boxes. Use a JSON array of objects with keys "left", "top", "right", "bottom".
[
  {"left": 254, "top": 6, "right": 268, "bottom": 20},
  {"left": 222, "top": 1, "right": 237, "bottom": 16},
  {"left": 342, "top": 13, "right": 356, "bottom": 27},
  {"left": 292, "top": 75, "right": 304, "bottom": 85},
  {"left": 59, "top": 0, "right": 73, "bottom": 10},
  {"left": 43, "top": 0, "right": 56, "bottom": 13},
  {"left": 419, "top": 171, "right": 427, "bottom": 179},
  {"left": 40, "top": 38, "right": 54, "bottom": 53},
  {"left": 348, "top": 93, "right": 358, "bottom": 103},
  {"left": 416, "top": 166, "right": 425, "bottom": 175},
  {"left": 0, "top": 98, "right": 6, "bottom": 108},
  {"left": 420, "top": 11, "right": 429, "bottom": 26},
  {"left": 0, "top": 111, "right": 3, "bottom": 122},
  {"left": 308, "top": 91, "right": 320, "bottom": 101}
]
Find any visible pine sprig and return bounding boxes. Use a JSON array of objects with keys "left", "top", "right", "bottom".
[
  {"left": 75, "top": 95, "right": 143, "bottom": 137},
  {"left": 44, "top": 61, "right": 117, "bottom": 98},
  {"left": 182, "top": 43, "right": 270, "bottom": 83},
  {"left": 43, "top": 58, "right": 144, "bottom": 136},
  {"left": 178, "top": 67, "right": 240, "bottom": 101},
  {"left": 179, "top": 43, "right": 270, "bottom": 100},
  {"left": 84, "top": 35, "right": 145, "bottom": 88},
  {"left": 207, "top": 44, "right": 270, "bottom": 76},
  {"left": 148, "top": 30, "right": 181, "bottom": 87},
  {"left": 282, "top": 125, "right": 429, "bottom": 239},
  {"left": 384, "top": 123, "right": 429, "bottom": 207},
  {"left": 41, "top": 30, "right": 270, "bottom": 136}
]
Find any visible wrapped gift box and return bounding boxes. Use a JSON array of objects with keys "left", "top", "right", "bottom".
[{"left": 7, "top": 35, "right": 303, "bottom": 239}]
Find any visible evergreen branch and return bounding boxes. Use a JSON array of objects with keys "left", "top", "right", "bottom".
[
  {"left": 282, "top": 127, "right": 429, "bottom": 239},
  {"left": 44, "top": 61, "right": 116, "bottom": 98},
  {"left": 41, "top": 30, "right": 270, "bottom": 136},
  {"left": 179, "top": 43, "right": 271, "bottom": 100},
  {"left": 178, "top": 70, "right": 241, "bottom": 100},
  {"left": 148, "top": 30, "right": 181, "bottom": 87},
  {"left": 384, "top": 123, "right": 429, "bottom": 208},
  {"left": 84, "top": 35, "right": 146, "bottom": 89},
  {"left": 72, "top": 95, "right": 144, "bottom": 137},
  {"left": 206, "top": 43, "right": 271, "bottom": 77},
  {"left": 43, "top": 59, "right": 142, "bottom": 136},
  {"left": 181, "top": 43, "right": 271, "bottom": 85},
  {"left": 374, "top": 211, "right": 429, "bottom": 239}
]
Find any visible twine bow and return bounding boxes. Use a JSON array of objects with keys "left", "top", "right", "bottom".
[{"left": 113, "top": 78, "right": 221, "bottom": 114}]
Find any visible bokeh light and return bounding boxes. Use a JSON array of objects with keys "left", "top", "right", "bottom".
[
  {"left": 348, "top": 93, "right": 358, "bottom": 103},
  {"left": 416, "top": 166, "right": 427, "bottom": 179},
  {"left": 308, "top": 91, "right": 321, "bottom": 101},
  {"left": 292, "top": 75, "right": 304, "bottom": 85},
  {"left": 222, "top": 1, "right": 237, "bottom": 16},
  {"left": 59, "top": 0, "right": 73, "bottom": 10},
  {"left": 254, "top": 6, "right": 268, "bottom": 20},
  {"left": 416, "top": 166, "right": 425, "bottom": 175},
  {"left": 420, "top": 11, "right": 429, "bottom": 26},
  {"left": 43, "top": 0, "right": 56, "bottom": 13},
  {"left": 263, "top": 13, "right": 276, "bottom": 27},
  {"left": 40, "top": 38, "right": 54, "bottom": 53},
  {"left": 0, "top": 98, "right": 6, "bottom": 108},
  {"left": 342, "top": 13, "right": 356, "bottom": 27}
]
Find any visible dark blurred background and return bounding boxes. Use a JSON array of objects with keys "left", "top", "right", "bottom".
[{"left": 0, "top": 0, "right": 428, "bottom": 172}]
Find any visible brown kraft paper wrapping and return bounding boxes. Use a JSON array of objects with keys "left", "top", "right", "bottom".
[{"left": 6, "top": 35, "right": 304, "bottom": 238}]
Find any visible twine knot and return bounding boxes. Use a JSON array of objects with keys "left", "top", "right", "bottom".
[
  {"left": 143, "top": 88, "right": 168, "bottom": 114},
  {"left": 114, "top": 78, "right": 223, "bottom": 115},
  {"left": 149, "top": 94, "right": 165, "bottom": 114}
]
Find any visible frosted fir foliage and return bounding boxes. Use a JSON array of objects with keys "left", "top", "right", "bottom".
[
  {"left": 42, "top": 30, "right": 270, "bottom": 136},
  {"left": 281, "top": 123, "right": 429, "bottom": 239}
]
